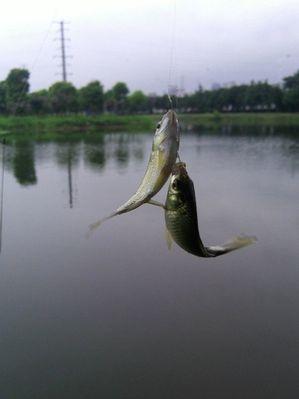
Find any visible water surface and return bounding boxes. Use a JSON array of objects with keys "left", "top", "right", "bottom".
[{"left": 0, "top": 127, "right": 298, "bottom": 398}]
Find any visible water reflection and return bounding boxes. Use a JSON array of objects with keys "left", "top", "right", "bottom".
[
  {"left": 2, "top": 126, "right": 299, "bottom": 193},
  {"left": 114, "top": 135, "right": 130, "bottom": 168},
  {"left": 193, "top": 123, "right": 299, "bottom": 138},
  {"left": 84, "top": 135, "right": 106, "bottom": 171},
  {"left": 192, "top": 125, "right": 299, "bottom": 176},
  {"left": 106, "top": 133, "right": 146, "bottom": 169},
  {"left": 55, "top": 142, "right": 80, "bottom": 209},
  {"left": 0, "top": 127, "right": 299, "bottom": 398},
  {"left": 0, "top": 141, "right": 5, "bottom": 253},
  {"left": 132, "top": 147, "right": 144, "bottom": 162},
  {"left": 13, "top": 140, "right": 37, "bottom": 186},
  {"left": 55, "top": 141, "right": 80, "bottom": 168}
]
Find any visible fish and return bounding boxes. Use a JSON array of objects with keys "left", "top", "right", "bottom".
[
  {"left": 89, "top": 109, "right": 180, "bottom": 231},
  {"left": 163, "top": 162, "right": 256, "bottom": 257}
]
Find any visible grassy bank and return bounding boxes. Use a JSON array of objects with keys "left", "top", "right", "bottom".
[
  {"left": 183, "top": 112, "right": 299, "bottom": 128},
  {"left": 0, "top": 114, "right": 155, "bottom": 134},
  {"left": 1, "top": 112, "right": 299, "bottom": 135}
]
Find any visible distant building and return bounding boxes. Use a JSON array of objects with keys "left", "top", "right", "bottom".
[
  {"left": 223, "top": 81, "right": 236, "bottom": 88},
  {"left": 178, "top": 76, "right": 185, "bottom": 97},
  {"left": 168, "top": 85, "right": 179, "bottom": 96},
  {"left": 148, "top": 92, "right": 157, "bottom": 99},
  {"left": 211, "top": 82, "right": 221, "bottom": 90}
]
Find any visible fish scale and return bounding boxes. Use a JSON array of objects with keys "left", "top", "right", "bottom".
[
  {"left": 89, "top": 109, "right": 180, "bottom": 232},
  {"left": 166, "top": 199, "right": 210, "bottom": 257},
  {"left": 164, "top": 162, "right": 256, "bottom": 258}
]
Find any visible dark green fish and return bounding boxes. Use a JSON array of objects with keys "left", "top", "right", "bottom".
[{"left": 164, "top": 162, "right": 256, "bottom": 257}]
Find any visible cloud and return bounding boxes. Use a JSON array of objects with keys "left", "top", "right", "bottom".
[{"left": 1, "top": 0, "right": 299, "bottom": 93}]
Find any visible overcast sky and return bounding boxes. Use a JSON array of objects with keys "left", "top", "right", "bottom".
[{"left": 1, "top": 0, "right": 299, "bottom": 94}]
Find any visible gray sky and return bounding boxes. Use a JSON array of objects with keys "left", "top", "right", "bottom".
[{"left": 1, "top": 0, "right": 299, "bottom": 94}]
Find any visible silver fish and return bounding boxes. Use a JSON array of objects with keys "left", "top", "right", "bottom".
[{"left": 90, "top": 109, "right": 180, "bottom": 231}]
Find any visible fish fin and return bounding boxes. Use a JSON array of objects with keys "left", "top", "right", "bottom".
[
  {"left": 206, "top": 235, "right": 257, "bottom": 257},
  {"left": 165, "top": 228, "right": 173, "bottom": 251},
  {"left": 147, "top": 199, "right": 165, "bottom": 209},
  {"left": 86, "top": 212, "right": 118, "bottom": 238}
]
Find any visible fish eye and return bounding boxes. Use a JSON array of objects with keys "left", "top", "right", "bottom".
[{"left": 156, "top": 122, "right": 161, "bottom": 129}]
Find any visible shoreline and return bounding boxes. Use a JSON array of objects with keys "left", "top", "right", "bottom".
[{"left": 1, "top": 113, "right": 299, "bottom": 135}]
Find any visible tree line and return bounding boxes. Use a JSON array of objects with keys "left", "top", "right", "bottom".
[{"left": 1, "top": 68, "right": 299, "bottom": 115}]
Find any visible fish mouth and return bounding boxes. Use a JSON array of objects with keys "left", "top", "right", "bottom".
[
  {"left": 172, "top": 162, "right": 187, "bottom": 177},
  {"left": 166, "top": 109, "right": 177, "bottom": 127}
]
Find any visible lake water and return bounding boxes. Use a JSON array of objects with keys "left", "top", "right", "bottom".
[{"left": 0, "top": 126, "right": 298, "bottom": 398}]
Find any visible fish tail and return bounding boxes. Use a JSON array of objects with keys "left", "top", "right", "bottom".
[
  {"left": 87, "top": 212, "right": 119, "bottom": 237},
  {"left": 205, "top": 235, "right": 257, "bottom": 257},
  {"left": 86, "top": 195, "right": 144, "bottom": 238}
]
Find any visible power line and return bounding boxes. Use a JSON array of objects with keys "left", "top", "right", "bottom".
[{"left": 10, "top": 19, "right": 54, "bottom": 112}]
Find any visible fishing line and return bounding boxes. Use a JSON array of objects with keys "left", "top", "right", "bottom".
[
  {"left": 167, "top": 0, "right": 177, "bottom": 110},
  {"left": 0, "top": 139, "right": 6, "bottom": 254},
  {"left": 167, "top": 94, "right": 173, "bottom": 109}
]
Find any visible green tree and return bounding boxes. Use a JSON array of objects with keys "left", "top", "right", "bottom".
[
  {"left": 29, "top": 90, "right": 50, "bottom": 114},
  {"left": 112, "top": 82, "right": 129, "bottom": 114},
  {"left": 245, "top": 82, "right": 262, "bottom": 110},
  {"left": 283, "top": 89, "right": 299, "bottom": 112},
  {"left": 49, "top": 81, "right": 78, "bottom": 114},
  {"left": 5, "top": 68, "right": 30, "bottom": 114},
  {"left": 112, "top": 82, "right": 129, "bottom": 100},
  {"left": 283, "top": 70, "right": 299, "bottom": 90},
  {"left": 283, "top": 71, "right": 299, "bottom": 111},
  {"left": 228, "top": 85, "right": 248, "bottom": 111},
  {"left": 189, "top": 86, "right": 209, "bottom": 112},
  {"left": 270, "top": 85, "right": 283, "bottom": 111},
  {"left": 78, "top": 81, "right": 104, "bottom": 114},
  {"left": 154, "top": 94, "right": 170, "bottom": 111},
  {"left": 127, "top": 90, "right": 149, "bottom": 113},
  {"left": 0, "top": 81, "right": 6, "bottom": 114},
  {"left": 103, "top": 89, "right": 116, "bottom": 112}
]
